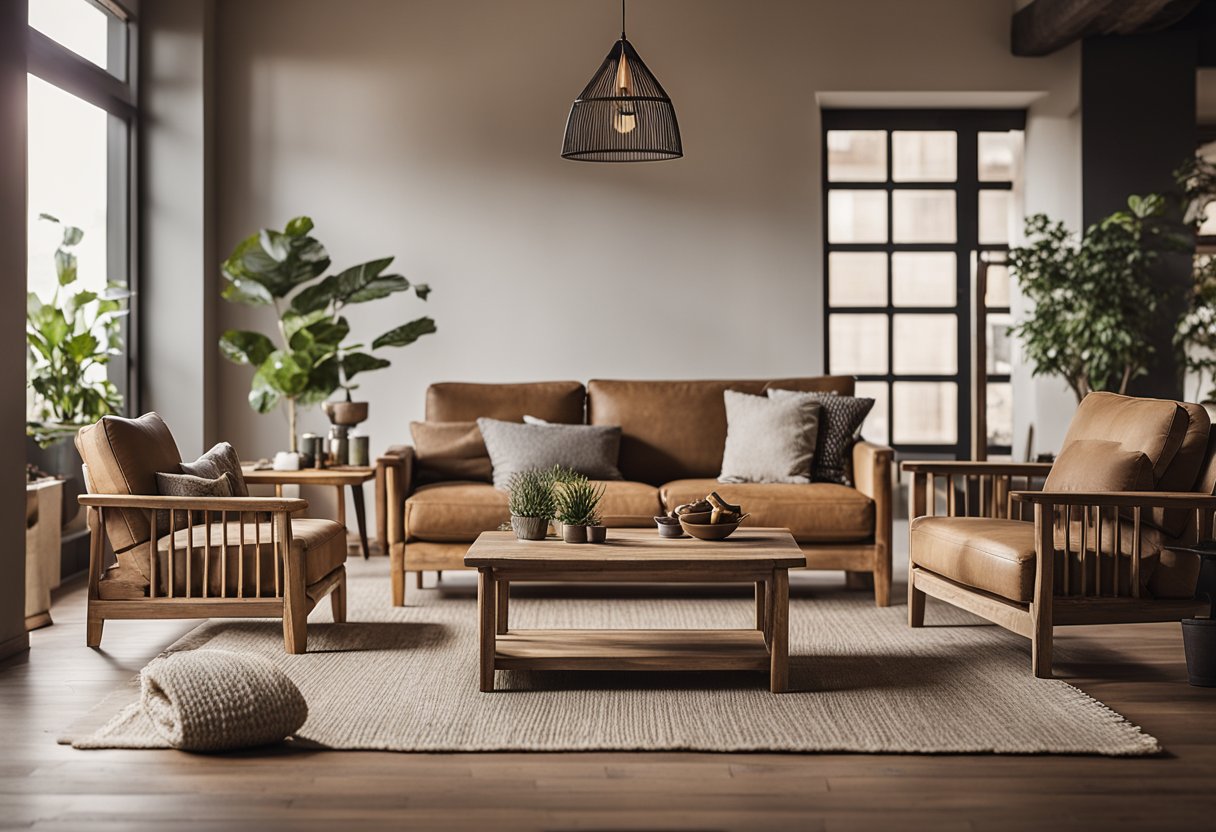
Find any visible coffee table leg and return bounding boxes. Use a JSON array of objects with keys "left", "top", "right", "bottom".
[
  {"left": 478, "top": 569, "right": 497, "bottom": 692},
  {"left": 769, "top": 568, "right": 789, "bottom": 693},
  {"left": 351, "top": 483, "right": 370, "bottom": 560},
  {"left": 755, "top": 581, "right": 766, "bottom": 631},
  {"left": 496, "top": 580, "right": 510, "bottom": 634}
]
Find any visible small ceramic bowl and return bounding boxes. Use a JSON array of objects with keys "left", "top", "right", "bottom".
[{"left": 655, "top": 516, "right": 685, "bottom": 538}]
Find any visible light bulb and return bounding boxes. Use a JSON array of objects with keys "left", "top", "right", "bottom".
[{"left": 613, "top": 106, "right": 637, "bottom": 134}]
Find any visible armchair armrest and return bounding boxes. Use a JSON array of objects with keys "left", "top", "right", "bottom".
[
  {"left": 1011, "top": 491, "right": 1216, "bottom": 510},
  {"left": 378, "top": 445, "right": 415, "bottom": 546},
  {"left": 78, "top": 494, "right": 308, "bottom": 513},
  {"left": 901, "top": 460, "right": 1054, "bottom": 476}
]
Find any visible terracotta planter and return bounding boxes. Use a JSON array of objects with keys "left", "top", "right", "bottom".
[
  {"left": 511, "top": 515, "right": 549, "bottom": 541},
  {"left": 562, "top": 524, "right": 588, "bottom": 544}
]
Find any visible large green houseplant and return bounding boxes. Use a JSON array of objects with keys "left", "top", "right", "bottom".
[
  {"left": 1007, "top": 195, "right": 1182, "bottom": 402},
  {"left": 219, "top": 216, "right": 436, "bottom": 451},
  {"left": 1174, "top": 157, "right": 1216, "bottom": 401},
  {"left": 26, "top": 214, "right": 129, "bottom": 446}
]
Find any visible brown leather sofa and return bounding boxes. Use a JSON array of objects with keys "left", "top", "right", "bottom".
[
  {"left": 903, "top": 392, "right": 1216, "bottom": 677},
  {"left": 378, "top": 378, "right": 894, "bottom": 607}
]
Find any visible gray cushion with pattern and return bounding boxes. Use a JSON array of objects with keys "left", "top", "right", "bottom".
[
  {"left": 153, "top": 472, "right": 234, "bottom": 532},
  {"left": 181, "top": 442, "right": 250, "bottom": 496}
]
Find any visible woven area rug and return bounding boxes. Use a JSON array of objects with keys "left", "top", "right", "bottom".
[{"left": 64, "top": 564, "right": 1160, "bottom": 755}]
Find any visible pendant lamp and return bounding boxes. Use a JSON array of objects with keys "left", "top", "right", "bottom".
[{"left": 561, "top": 1, "right": 682, "bottom": 162}]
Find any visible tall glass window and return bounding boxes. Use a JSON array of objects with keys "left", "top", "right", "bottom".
[{"left": 823, "top": 111, "right": 1023, "bottom": 457}]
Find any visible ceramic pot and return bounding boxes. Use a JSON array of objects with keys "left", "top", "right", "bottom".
[
  {"left": 1182, "top": 618, "right": 1216, "bottom": 686},
  {"left": 323, "top": 400, "right": 369, "bottom": 427},
  {"left": 587, "top": 525, "right": 607, "bottom": 543},
  {"left": 655, "top": 516, "right": 684, "bottom": 538},
  {"left": 562, "top": 524, "right": 588, "bottom": 544},
  {"left": 511, "top": 515, "right": 549, "bottom": 541}
]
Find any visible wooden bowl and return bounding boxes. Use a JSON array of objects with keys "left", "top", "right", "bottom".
[{"left": 679, "top": 515, "right": 747, "bottom": 541}]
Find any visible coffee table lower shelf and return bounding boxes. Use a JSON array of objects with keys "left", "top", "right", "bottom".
[{"left": 494, "top": 628, "right": 773, "bottom": 672}]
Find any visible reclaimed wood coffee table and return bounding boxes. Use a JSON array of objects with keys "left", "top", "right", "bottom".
[{"left": 464, "top": 528, "right": 806, "bottom": 693}]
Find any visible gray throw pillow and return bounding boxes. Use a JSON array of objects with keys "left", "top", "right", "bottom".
[
  {"left": 181, "top": 442, "right": 250, "bottom": 496},
  {"left": 153, "top": 472, "right": 234, "bottom": 532},
  {"left": 768, "top": 389, "right": 874, "bottom": 485},
  {"left": 719, "top": 390, "right": 821, "bottom": 484},
  {"left": 476, "top": 418, "right": 623, "bottom": 489}
]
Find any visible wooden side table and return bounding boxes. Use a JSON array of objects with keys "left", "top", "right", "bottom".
[{"left": 242, "top": 466, "right": 376, "bottom": 559}]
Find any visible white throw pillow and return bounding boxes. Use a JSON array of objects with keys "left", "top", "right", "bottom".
[{"left": 719, "top": 390, "right": 821, "bottom": 484}]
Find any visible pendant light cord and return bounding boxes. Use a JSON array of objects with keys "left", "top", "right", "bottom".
[{"left": 621, "top": 0, "right": 626, "bottom": 38}]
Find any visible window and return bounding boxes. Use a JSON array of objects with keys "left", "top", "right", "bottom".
[
  {"left": 823, "top": 111, "right": 1024, "bottom": 457},
  {"left": 26, "top": 0, "right": 137, "bottom": 411}
]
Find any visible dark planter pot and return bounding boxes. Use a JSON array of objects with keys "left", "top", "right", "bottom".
[
  {"left": 587, "top": 525, "right": 607, "bottom": 544},
  {"left": 562, "top": 524, "right": 588, "bottom": 544},
  {"left": 26, "top": 435, "right": 83, "bottom": 528},
  {"left": 1182, "top": 618, "right": 1216, "bottom": 687}
]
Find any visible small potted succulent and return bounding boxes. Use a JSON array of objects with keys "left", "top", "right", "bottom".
[
  {"left": 555, "top": 478, "right": 606, "bottom": 544},
  {"left": 507, "top": 469, "right": 554, "bottom": 541},
  {"left": 547, "top": 465, "right": 584, "bottom": 538}
]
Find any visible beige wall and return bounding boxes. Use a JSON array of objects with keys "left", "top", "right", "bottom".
[{"left": 208, "top": 0, "right": 1079, "bottom": 506}]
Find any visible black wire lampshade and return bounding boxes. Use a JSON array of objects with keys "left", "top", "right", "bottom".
[{"left": 561, "top": 37, "right": 682, "bottom": 163}]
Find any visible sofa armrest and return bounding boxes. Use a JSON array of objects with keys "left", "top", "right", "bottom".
[
  {"left": 377, "top": 445, "right": 416, "bottom": 546},
  {"left": 853, "top": 440, "right": 894, "bottom": 503}
]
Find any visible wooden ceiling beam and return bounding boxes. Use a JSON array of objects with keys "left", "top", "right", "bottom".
[{"left": 1012, "top": 0, "right": 1200, "bottom": 56}]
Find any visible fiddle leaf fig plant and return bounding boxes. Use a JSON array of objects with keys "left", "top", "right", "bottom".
[
  {"left": 219, "top": 216, "right": 435, "bottom": 450},
  {"left": 26, "top": 214, "right": 129, "bottom": 446},
  {"left": 1008, "top": 195, "right": 1185, "bottom": 402}
]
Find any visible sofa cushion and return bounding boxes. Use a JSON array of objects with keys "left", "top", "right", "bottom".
[
  {"left": 477, "top": 418, "right": 623, "bottom": 488},
  {"left": 911, "top": 517, "right": 1037, "bottom": 603},
  {"left": 1151, "top": 402, "right": 1211, "bottom": 537},
  {"left": 768, "top": 389, "right": 874, "bottom": 485},
  {"left": 719, "top": 390, "right": 820, "bottom": 484},
  {"left": 405, "top": 480, "right": 660, "bottom": 543},
  {"left": 152, "top": 518, "right": 346, "bottom": 598},
  {"left": 1059, "top": 392, "right": 1189, "bottom": 482},
  {"left": 180, "top": 442, "right": 250, "bottom": 497},
  {"left": 660, "top": 478, "right": 874, "bottom": 543},
  {"left": 75, "top": 412, "right": 183, "bottom": 553},
  {"left": 425, "top": 381, "right": 585, "bottom": 424},
  {"left": 588, "top": 377, "right": 854, "bottom": 485},
  {"left": 410, "top": 421, "right": 493, "bottom": 486}
]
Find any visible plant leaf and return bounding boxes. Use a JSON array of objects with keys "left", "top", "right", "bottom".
[
  {"left": 63, "top": 332, "right": 99, "bottom": 363},
  {"left": 341, "top": 351, "right": 391, "bottom": 380},
  {"left": 61, "top": 225, "right": 83, "bottom": 247},
  {"left": 413, "top": 283, "right": 431, "bottom": 300},
  {"left": 372, "top": 316, "right": 437, "bottom": 349},
  {"left": 219, "top": 329, "right": 276, "bottom": 366},
  {"left": 55, "top": 249, "right": 77, "bottom": 285},
  {"left": 285, "top": 216, "right": 314, "bottom": 237},
  {"left": 290, "top": 257, "right": 396, "bottom": 314},
  {"left": 249, "top": 363, "right": 282, "bottom": 414}
]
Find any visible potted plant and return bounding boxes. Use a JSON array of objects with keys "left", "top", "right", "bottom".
[
  {"left": 554, "top": 478, "right": 605, "bottom": 544},
  {"left": 507, "top": 469, "right": 555, "bottom": 541},
  {"left": 547, "top": 465, "right": 584, "bottom": 538},
  {"left": 1007, "top": 195, "right": 1184, "bottom": 402},
  {"left": 1176, "top": 157, "right": 1216, "bottom": 410},
  {"left": 218, "top": 216, "right": 436, "bottom": 452},
  {"left": 27, "top": 214, "right": 131, "bottom": 527}
]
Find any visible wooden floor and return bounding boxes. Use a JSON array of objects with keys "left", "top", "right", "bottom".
[{"left": 2, "top": 545, "right": 1215, "bottom": 831}]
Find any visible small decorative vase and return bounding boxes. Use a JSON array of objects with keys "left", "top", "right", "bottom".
[
  {"left": 587, "top": 525, "right": 607, "bottom": 543},
  {"left": 511, "top": 515, "right": 548, "bottom": 541},
  {"left": 562, "top": 524, "right": 588, "bottom": 544}
]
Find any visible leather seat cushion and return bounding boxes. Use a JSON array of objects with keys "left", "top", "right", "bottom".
[
  {"left": 405, "top": 480, "right": 662, "bottom": 543},
  {"left": 660, "top": 479, "right": 874, "bottom": 543},
  {"left": 75, "top": 412, "right": 183, "bottom": 553},
  {"left": 911, "top": 516, "right": 1037, "bottom": 603},
  {"left": 151, "top": 518, "right": 346, "bottom": 597}
]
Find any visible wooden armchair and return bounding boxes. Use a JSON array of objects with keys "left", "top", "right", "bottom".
[
  {"left": 903, "top": 393, "right": 1216, "bottom": 677},
  {"left": 77, "top": 413, "right": 348, "bottom": 654}
]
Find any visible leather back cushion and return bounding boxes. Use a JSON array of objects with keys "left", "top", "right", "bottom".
[
  {"left": 410, "top": 421, "right": 493, "bottom": 486},
  {"left": 1043, "top": 440, "right": 1154, "bottom": 493},
  {"left": 1059, "top": 392, "right": 1189, "bottom": 482},
  {"left": 75, "top": 412, "right": 183, "bottom": 552},
  {"left": 587, "top": 377, "right": 855, "bottom": 485},
  {"left": 425, "top": 382, "right": 585, "bottom": 424},
  {"left": 1152, "top": 402, "right": 1211, "bottom": 537}
]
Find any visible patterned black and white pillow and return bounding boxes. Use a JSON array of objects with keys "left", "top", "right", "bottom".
[{"left": 768, "top": 389, "right": 874, "bottom": 485}]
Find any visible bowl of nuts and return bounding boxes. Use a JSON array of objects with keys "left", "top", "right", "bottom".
[{"left": 671, "top": 492, "right": 748, "bottom": 541}]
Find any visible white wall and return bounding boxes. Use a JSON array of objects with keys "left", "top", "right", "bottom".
[{"left": 205, "top": 0, "right": 1080, "bottom": 514}]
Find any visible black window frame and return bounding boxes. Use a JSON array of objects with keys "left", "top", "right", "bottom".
[
  {"left": 26, "top": 0, "right": 140, "bottom": 414},
  {"left": 822, "top": 108, "right": 1025, "bottom": 459}
]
